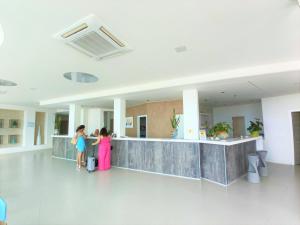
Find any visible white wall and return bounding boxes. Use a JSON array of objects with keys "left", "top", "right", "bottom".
[
  {"left": 80, "top": 107, "right": 113, "bottom": 135},
  {"left": 262, "top": 93, "right": 300, "bottom": 165},
  {"left": 213, "top": 102, "right": 263, "bottom": 134},
  {"left": 87, "top": 108, "right": 101, "bottom": 135},
  {"left": 0, "top": 104, "right": 55, "bottom": 154}
]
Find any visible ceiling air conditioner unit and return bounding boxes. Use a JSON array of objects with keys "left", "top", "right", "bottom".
[{"left": 54, "top": 15, "right": 130, "bottom": 60}]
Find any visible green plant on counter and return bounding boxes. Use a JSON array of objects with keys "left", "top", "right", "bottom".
[
  {"left": 170, "top": 109, "right": 180, "bottom": 129},
  {"left": 207, "top": 128, "right": 216, "bottom": 137},
  {"left": 55, "top": 116, "right": 61, "bottom": 131},
  {"left": 212, "top": 122, "right": 232, "bottom": 139},
  {"left": 247, "top": 119, "right": 263, "bottom": 137},
  {"left": 213, "top": 122, "right": 232, "bottom": 133}
]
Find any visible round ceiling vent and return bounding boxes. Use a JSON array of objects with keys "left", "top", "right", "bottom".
[
  {"left": 63, "top": 72, "right": 98, "bottom": 83},
  {"left": 0, "top": 24, "right": 4, "bottom": 46},
  {"left": 0, "top": 79, "right": 17, "bottom": 86}
]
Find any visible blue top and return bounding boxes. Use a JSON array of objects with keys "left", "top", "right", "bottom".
[
  {"left": 0, "top": 198, "right": 6, "bottom": 221},
  {"left": 76, "top": 135, "right": 86, "bottom": 152}
]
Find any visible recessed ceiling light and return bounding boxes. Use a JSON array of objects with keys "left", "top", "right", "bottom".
[
  {"left": 175, "top": 45, "right": 187, "bottom": 53},
  {"left": 63, "top": 72, "right": 98, "bottom": 83},
  {"left": 220, "top": 91, "right": 225, "bottom": 94},
  {"left": 0, "top": 79, "right": 17, "bottom": 86},
  {"left": 0, "top": 24, "right": 3, "bottom": 47}
]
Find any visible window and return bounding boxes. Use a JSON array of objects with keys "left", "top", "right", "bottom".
[{"left": 54, "top": 113, "right": 69, "bottom": 135}]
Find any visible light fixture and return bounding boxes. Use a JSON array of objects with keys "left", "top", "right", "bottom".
[
  {"left": 0, "top": 24, "right": 3, "bottom": 47},
  {"left": 0, "top": 79, "right": 17, "bottom": 86},
  {"left": 63, "top": 72, "right": 98, "bottom": 83},
  {"left": 220, "top": 91, "right": 225, "bottom": 94}
]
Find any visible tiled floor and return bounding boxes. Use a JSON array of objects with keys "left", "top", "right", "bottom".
[{"left": 0, "top": 149, "right": 300, "bottom": 225}]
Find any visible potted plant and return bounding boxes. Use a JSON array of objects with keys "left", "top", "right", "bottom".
[
  {"left": 170, "top": 109, "right": 180, "bottom": 138},
  {"left": 12, "top": 120, "right": 18, "bottom": 128},
  {"left": 247, "top": 119, "right": 263, "bottom": 137},
  {"left": 213, "top": 122, "right": 232, "bottom": 139},
  {"left": 54, "top": 116, "right": 61, "bottom": 135},
  {"left": 207, "top": 128, "right": 216, "bottom": 139}
]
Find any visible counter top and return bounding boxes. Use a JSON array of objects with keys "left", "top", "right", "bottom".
[
  {"left": 52, "top": 135, "right": 262, "bottom": 146},
  {"left": 52, "top": 135, "right": 98, "bottom": 139},
  {"left": 113, "top": 136, "right": 261, "bottom": 146}
]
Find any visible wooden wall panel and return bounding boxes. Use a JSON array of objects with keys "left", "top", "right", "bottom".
[{"left": 126, "top": 100, "right": 183, "bottom": 138}]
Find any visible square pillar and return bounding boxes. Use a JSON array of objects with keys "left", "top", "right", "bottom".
[
  {"left": 68, "top": 104, "right": 81, "bottom": 136},
  {"left": 114, "top": 98, "right": 126, "bottom": 137},
  {"left": 23, "top": 109, "right": 36, "bottom": 147},
  {"left": 183, "top": 89, "right": 200, "bottom": 140}
]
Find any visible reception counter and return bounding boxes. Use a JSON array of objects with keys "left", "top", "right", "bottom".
[{"left": 52, "top": 135, "right": 261, "bottom": 186}]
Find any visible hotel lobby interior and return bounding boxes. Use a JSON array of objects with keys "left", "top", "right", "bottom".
[{"left": 0, "top": 0, "right": 300, "bottom": 225}]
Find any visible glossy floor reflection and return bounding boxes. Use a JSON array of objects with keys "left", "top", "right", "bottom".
[{"left": 0, "top": 150, "right": 300, "bottom": 225}]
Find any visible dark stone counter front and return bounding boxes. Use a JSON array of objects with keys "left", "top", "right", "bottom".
[
  {"left": 52, "top": 137, "right": 97, "bottom": 160},
  {"left": 52, "top": 137, "right": 256, "bottom": 186},
  {"left": 111, "top": 139, "right": 256, "bottom": 185},
  {"left": 111, "top": 140, "right": 201, "bottom": 179}
]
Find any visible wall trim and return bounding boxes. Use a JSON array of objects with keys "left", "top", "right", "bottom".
[{"left": 0, "top": 145, "right": 52, "bottom": 155}]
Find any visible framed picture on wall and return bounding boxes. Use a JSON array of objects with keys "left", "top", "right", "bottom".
[{"left": 125, "top": 117, "right": 134, "bottom": 128}]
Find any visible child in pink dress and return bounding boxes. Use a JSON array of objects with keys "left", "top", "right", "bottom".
[{"left": 92, "top": 127, "right": 111, "bottom": 170}]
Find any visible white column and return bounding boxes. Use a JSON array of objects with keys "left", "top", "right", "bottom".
[
  {"left": 22, "top": 109, "right": 36, "bottom": 147},
  {"left": 99, "top": 109, "right": 105, "bottom": 129},
  {"left": 45, "top": 111, "right": 55, "bottom": 146},
  {"left": 114, "top": 98, "right": 126, "bottom": 137},
  {"left": 68, "top": 104, "right": 82, "bottom": 136},
  {"left": 183, "top": 89, "right": 200, "bottom": 140}
]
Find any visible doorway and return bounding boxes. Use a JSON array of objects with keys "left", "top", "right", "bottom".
[
  {"left": 34, "top": 112, "right": 46, "bottom": 145},
  {"left": 292, "top": 112, "right": 300, "bottom": 165},
  {"left": 137, "top": 115, "right": 147, "bottom": 138},
  {"left": 232, "top": 116, "right": 245, "bottom": 138}
]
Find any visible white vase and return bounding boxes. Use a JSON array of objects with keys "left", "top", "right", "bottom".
[{"left": 171, "top": 129, "right": 178, "bottom": 139}]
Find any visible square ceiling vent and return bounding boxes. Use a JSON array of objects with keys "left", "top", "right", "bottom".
[{"left": 54, "top": 15, "right": 131, "bottom": 60}]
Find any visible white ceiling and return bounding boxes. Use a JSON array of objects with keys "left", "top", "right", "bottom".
[
  {"left": 0, "top": 0, "right": 300, "bottom": 107},
  {"left": 78, "top": 71, "right": 300, "bottom": 109}
]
